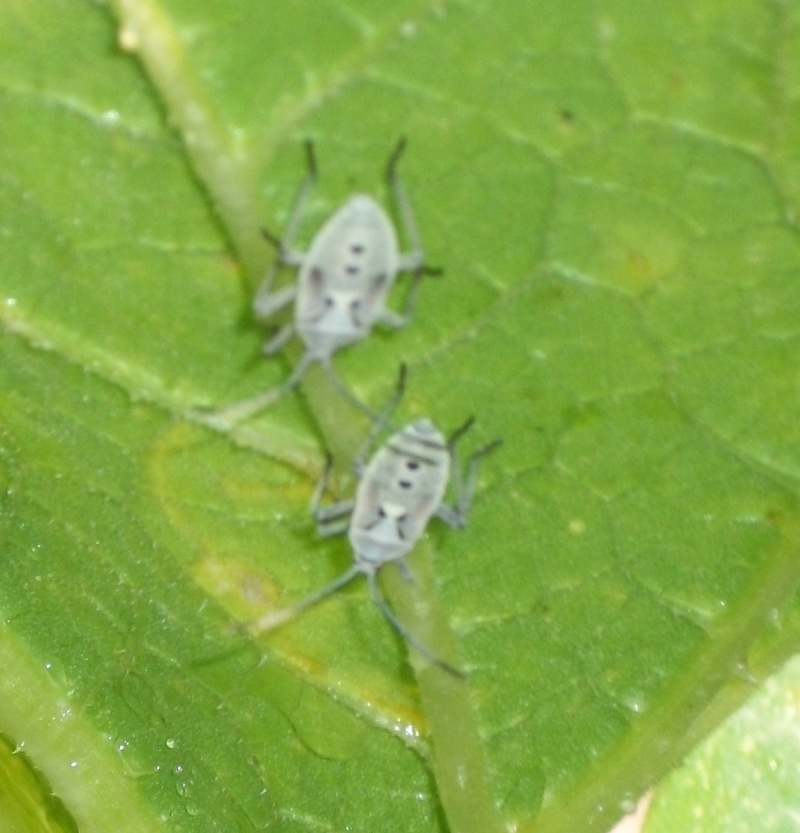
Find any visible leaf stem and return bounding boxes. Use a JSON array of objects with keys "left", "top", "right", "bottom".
[
  {"left": 383, "top": 544, "right": 507, "bottom": 833},
  {"left": 0, "top": 624, "right": 164, "bottom": 833},
  {"left": 109, "top": 0, "right": 267, "bottom": 285},
  {"left": 102, "top": 7, "right": 502, "bottom": 832},
  {"left": 106, "top": 0, "right": 370, "bottom": 460}
]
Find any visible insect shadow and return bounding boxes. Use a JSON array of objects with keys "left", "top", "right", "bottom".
[
  {"left": 215, "top": 140, "right": 440, "bottom": 424},
  {"left": 246, "top": 365, "right": 502, "bottom": 677}
]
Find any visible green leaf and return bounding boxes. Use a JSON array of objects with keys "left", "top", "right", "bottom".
[
  {"left": 645, "top": 655, "right": 800, "bottom": 833},
  {"left": 1, "top": 1, "right": 799, "bottom": 832}
]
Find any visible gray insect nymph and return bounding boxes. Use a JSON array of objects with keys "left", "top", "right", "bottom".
[
  {"left": 348, "top": 419, "right": 451, "bottom": 573},
  {"left": 248, "top": 368, "right": 501, "bottom": 677},
  {"left": 218, "top": 141, "right": 436, "bottom": 423}
]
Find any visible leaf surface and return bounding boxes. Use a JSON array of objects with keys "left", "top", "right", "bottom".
[{"left": 1, "top": 1, "right": 799, "bottom": 832}]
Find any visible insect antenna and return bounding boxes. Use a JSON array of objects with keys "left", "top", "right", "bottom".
[
  {"left": 353, "top": 363, "right": 407, "bottom": 471},
  {"left": 260, "top": 225, "right": 282, "bottom": 249},
  {"left": 386, "top": 139, "right": 415, "bottom": 250},
  {"left": 458, "top": 436, "right": 504, "bottom": 517},
  {"left": 386, "top": 136, "right": 407, "bottom": 180},
  {"left": 439, "top": 419, "right": 503, "bottom": 527},
  {"left": 255, "top": 141, "right": 318, "bottom": 302},
  {"left": 280, "top": 139, "right": 318, "bottom": 248},
  {"left": 385, "top": 137, "right": 441, "bottom": 320},
  {"left": 366, "top": 572, "right": 465, "bottom": 678},
  {"left": 447, "top": 415, "right": 476, "bottom": 447}
]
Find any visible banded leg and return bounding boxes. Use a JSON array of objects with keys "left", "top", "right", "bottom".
[
  {"left": 249, "top": 565, "right": 361, "bottom": 633},
  {"left": 214, "top": 353, "right": 315, "bottom": 423},
  {"left": 367, "top": 572, "right": 464, "bottom": 678},
  {"left": 436, "top": 418, "right": 503, "bottom": 529},
  {"left": 253, "top": 140, "right": 319, "bottom": 319},
  {"left": 310, "top": 452, "right": 354, "bottom": 537}
]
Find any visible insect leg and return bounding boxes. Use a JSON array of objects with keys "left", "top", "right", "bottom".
[
  {"left": 253, "top": 282, "right": 297, "bottom": 323},
  {"left": 310, "top": 452, "right": 355, "bottom": 534},
  {"left": 396, "top": 559, "right": 415, "bottom": 583},
  {"left": 214, "top": 352, "right": 316, "bottom": 423},
  {"left": 248, "top": 565, "right": 362, "bottom": 633},
  {"left": 375, "top": 306, "right": 412, "bottom": 330},
  {"left": 316, "top": 515, "right": 352, "bottom": 538},
  {"left": 309, "top": 451, "right": 334, "bottom": 516},
  {"left": 263, "top": 322, "right": 296, "bottom": 355},
  {"left": 366, "top": 572, "right": 464, "bottom": 678}
]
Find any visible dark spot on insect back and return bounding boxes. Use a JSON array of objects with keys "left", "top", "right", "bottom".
[
  {"left": 310, "top": 266, "right": 324, "bottom": 284},
  {"left": 350, "top": 244, "right": 365, "bottom": 254},
  {"left": 398, "top": 479, "right": 412, "bottom": 489},
  {"left": 345, "top": 264, "right": 360, "bottom": 275},
  {"left": 406, "top": 460, "right": 420, "bottom": 470},
  {"left": 350, "top": 299, "right": 365, "bottom": 328},
  {"left": 396, "top": 517, "right": 408, "bottom": 540}
]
